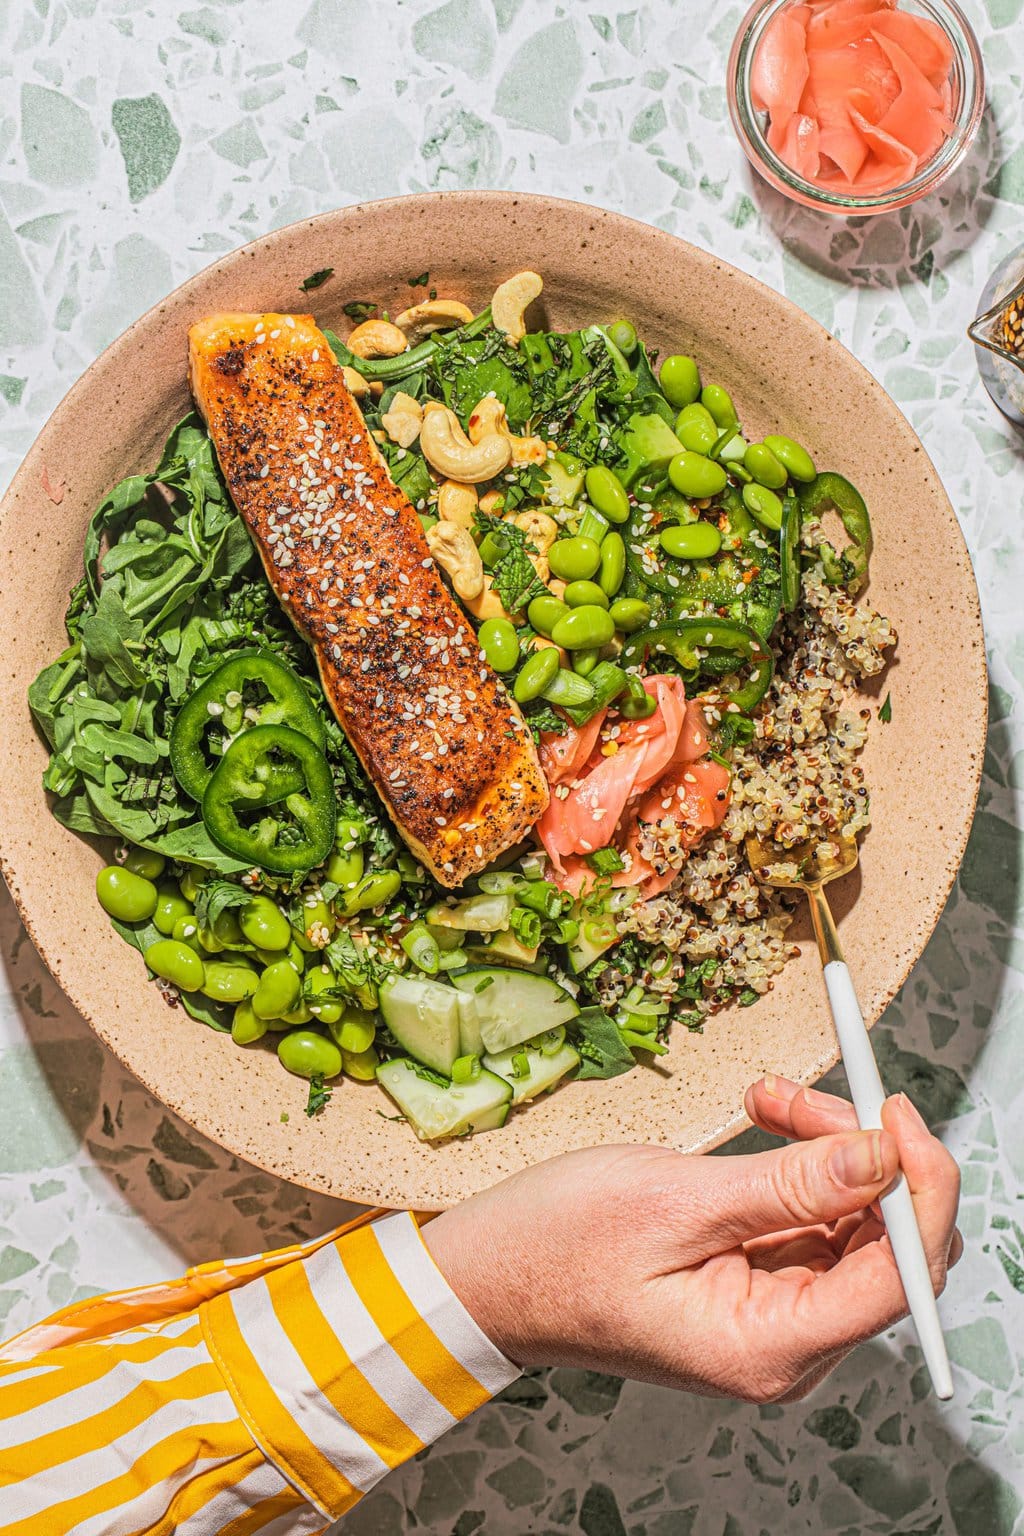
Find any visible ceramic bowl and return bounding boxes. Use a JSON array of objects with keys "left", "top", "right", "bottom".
[{"left": 0, "top": 192, "right": 986, "bottom": 1209}]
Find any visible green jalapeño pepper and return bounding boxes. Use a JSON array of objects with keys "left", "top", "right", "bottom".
[
  {"left": 798, "top": 472, "right": 872, "bottom": 593},
  {"left": 622, "top": 618, "right": 773, "bottom": 713},
  {"left": 202, "top": 724, "right": 337, "bottom": 874},
  {"left": 170, "top": 651, "right": 325, "bottom": 802},
  {"left": 780, "top": 492, "right": 802, "bottom": 613}
]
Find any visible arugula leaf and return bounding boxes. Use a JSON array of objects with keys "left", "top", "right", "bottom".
[
  {"left": 678, "top": 958, "right": 719, "bottom": 1001},
  {"left": 301, "top": 268, "right": 334, "bottom": 292},
  {"left": 306, "top": 1073, "right": 333, "bottom": 1115},
  {"left": 179, "top": 991, "right": 232, "bottom": 1032},
  {"left": 572, "top": 1006, "right": 636, "bottom": 1081}
]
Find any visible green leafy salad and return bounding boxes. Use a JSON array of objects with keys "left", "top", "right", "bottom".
[{"left": 29, "top": 273, "right": 875, "bottom": 1141}]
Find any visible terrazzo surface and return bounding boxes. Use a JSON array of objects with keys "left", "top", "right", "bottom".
[{"left": 1, "top": 1, "right": 1023, "bottom": 1531}]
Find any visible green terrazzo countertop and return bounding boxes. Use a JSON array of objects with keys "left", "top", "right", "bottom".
[{"left": 2, "top": 2, "right": 1023, "bottom": 1531}]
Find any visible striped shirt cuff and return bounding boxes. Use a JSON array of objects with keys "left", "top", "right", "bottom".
[{"left": 201, "top": 1212, "right": 520, "bottom": 1521}]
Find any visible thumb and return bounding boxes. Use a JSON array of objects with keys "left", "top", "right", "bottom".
[{"left": 686, "top": 1129, "right": 900, "bottom": 1255}]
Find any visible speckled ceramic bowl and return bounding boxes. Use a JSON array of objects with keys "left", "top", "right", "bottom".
[{"left": 0, "top": 193, "right": 986, "bottom": 1210}]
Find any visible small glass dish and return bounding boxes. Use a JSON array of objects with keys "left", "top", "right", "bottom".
[
  {"left": 727, "top": 0, "right": 985, "bottom": 216},
  {"left": 968, "top": 244, "right": 1024, "bottom": 428}
]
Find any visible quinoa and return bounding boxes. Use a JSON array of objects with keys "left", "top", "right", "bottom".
[{"left": 604, "top": 558, "right": 896, "bottom": 1027}]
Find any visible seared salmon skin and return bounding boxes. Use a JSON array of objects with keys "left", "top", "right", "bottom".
[{"left": 188, "top": 312, "right": 549, "bottom": 887}]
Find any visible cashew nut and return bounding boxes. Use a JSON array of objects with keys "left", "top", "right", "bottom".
[
  {"left": 342, "top": 366, "right": 372, "bottom": 397},
  {"left": 533, "top": 635, "right": 569, "bottom": 668},
  {"left": 464, "top": 575, "right": 524, "bottom": 626},
  {"left": 479, "top": 489, "right": 505, "bottom": 515},
  {"left": 346, "top": 319, "right": 409, "bottom": 359},
  {"left": 380, "top": 391, "right": 423, "bottom": 449},
  {"left": 467, "top": 395, "right": 547, "bottom": 467},
  {"left": 426, "top": 521, "right": 485, "bottom": 602},
  {"left": 490, "top": 270, "right": 543, "bottom": 344},
  {"left": 548, "top": 578, "right": 567, "bottom": 601},
  {"left": 393, "top": 298, "right": 474, "bottom": 341},
  {"left": 419, "top": 405, "right": 512, "bottom": 483},
  {"left": 512, "top": 509, "right": 558, "bottom": 556},
  {"left": 437, "top": 479, "right": 479, "bottom": 530}
]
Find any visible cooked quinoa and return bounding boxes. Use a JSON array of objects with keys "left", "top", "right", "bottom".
[{"left": 598, "top": 555, "right": 897, "bottom": 1027}]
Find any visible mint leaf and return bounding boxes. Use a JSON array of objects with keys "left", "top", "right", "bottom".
[{"left": 572, "top": 1005, "right": 636, "bottom": 1081}]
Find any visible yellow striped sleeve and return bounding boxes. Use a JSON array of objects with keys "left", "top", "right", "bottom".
[
  {"left": 203, "top": 1212, "right": 520, "bottom": 1523},
  {"left": 0, "top": 1212, "right": 519, "bottom": 1533}
]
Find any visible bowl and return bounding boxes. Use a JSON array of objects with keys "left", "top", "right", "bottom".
[
  {"left": 0, "top": 192, "right": 987, "bottom": 1209},
  {"left": 727, "top": 0, "right": 985, "bottom": 215}
]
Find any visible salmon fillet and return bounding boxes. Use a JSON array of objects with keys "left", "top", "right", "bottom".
[{"left": 187, "top": 311, "right": 549, "bottom": 887}]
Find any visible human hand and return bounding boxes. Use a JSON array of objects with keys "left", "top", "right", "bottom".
[{"left": 423, "top": 1077, "right": 961, "bottom": 1402}]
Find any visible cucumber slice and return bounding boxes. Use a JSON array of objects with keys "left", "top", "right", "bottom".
[
  {"left": 567, "top": 923, "right": 619, "bottom": 974},
  {"left": 457, "top": 993, "right": 484, "bottom": 1058},
  {"left": 427, "top": 892, "right": 515, "bottom": 933},
  {"left": 483, "top": 1040, "right": 581, "bottom": 1104},
  {"left": 376, "top": 1058, "right": 512, "bottom": 1141},
  {"left": 451, "top": 968, "right": 579, "bottom": 1054},
  {"left": 379, "top": 974, "right": 461, "bottom": 1076}
]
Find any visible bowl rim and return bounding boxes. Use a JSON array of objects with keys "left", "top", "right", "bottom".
[
  {"left": 727, "top": 0, "right": 987, "bottom": 215},
  {"left": 0, "top": 190, "right": 988, "bottom": 1205}
]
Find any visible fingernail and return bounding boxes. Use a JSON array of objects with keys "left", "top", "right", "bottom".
[
  {"left": 802, "top": 1085, "right": 835, "bottom": 1109},
  {"left": 830, "top": 1132, "right": 884, "bottom": 1188},
  {"left": 763, "top": 1073, "right": 783, "bottom": 1097},
  {"left": 898, "top": 1092, "right": 929, "bottom": 1132}
]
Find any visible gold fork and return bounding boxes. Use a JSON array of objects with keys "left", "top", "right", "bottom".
[{"left": 747, "top": 833, "right": 953, "bottom": 1400}]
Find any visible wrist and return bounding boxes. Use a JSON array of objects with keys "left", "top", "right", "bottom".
[{"left": 420, "top": 1204, "right": 526, "bottom": 1368}]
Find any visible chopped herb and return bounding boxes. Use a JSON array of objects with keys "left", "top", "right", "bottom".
[
  {"left": 300, "top": 268, "right": 334, "bottom": 292},
  {"left": 572, "top": 1005, "right": 636, "bottom": 1081},
  {"left": 406, "top": 1059, "right": 451, "bottom": 1087},
  {"left": 342, "top": 300, "right": 378, "bottom": 322},
  {"left": 474, "top": 976, "right": 495, "bottom": 993},
  {"left": 473, "top": 511, "right": 547, "bottom": 614},
  {"left": 305, "top": 1073, "right": 333, "bottom": 1116},
  {"left": 879, "top": 692, "right": 892, "bottom": 723},
  {"left": 738, "top": 986, "right": 759, "bottom": 1007},
  {"left": 407, "top": 270, "right": 430, "bottom": 287},
  {"left": 280, "top": 1112, "right": 290, "bottom": 1124},
  {"left": 521, "top": 700, "right": 567, "bottom": 741}
]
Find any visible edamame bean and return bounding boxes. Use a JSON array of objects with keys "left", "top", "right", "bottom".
[
  {"left": 231, "top": 1000, "right": 267, "bottom": 1045},
  {"left": 763, "top": 433, "right": 816, "bottom": 483},
  {"left": 572, "top": 647, "right": 601, "bottom": 676},
  {"left": 172, "top": 916, "right": 203, "bottom": 952},
  {"left": 144, "top": 939, "right": 205, "bottom": 991},
  {"left": 211, "top": 907, "right": 245, "bottom": 948},
  {"left": 742, "top": 482, "right": 784, "bottom": 530},
  {"left": 153, "top": 887, "right": 193, "bottom": 936},
  {"left": 342, "top": 1047, "right": 379, "bottom": 1081},
  {"left": 660, "top": 522, "right": 723, "bottom": 560},
  {"left": 239, "top": 895, "right": 291, "bottom": 951},
  {"left": 123, "top": 847, "right": 165, "bottom": 880},
  {"left": 253, "top": 959, "right": 302, "bottom": 1020},
  {"left": 478, "top": 617, "right": 521, "bottom": 672},
  {"left": 201, "top": 962, "right": 259, "bottom": 1004},
  {"left": 598, "top": 531, "right": 626, "bottom": 598},
  {"left": 584, "top": 465, "right": 630, "bottom": 525},
  {"left": 277, "top": 1030, "right": 342, "bottom": 1081},
  {"left": 609, "top": 597, "right": 652, "bottom": 632},
  {"left": 744, "top": 442, "right": 787, "bottom": 489},
  {"left": 96, "top": 866, "right": 158, "bottom": 923},
  {"left": 527, "top": 593, "right": 570, "bottom": 636},
  {"left": 281, "top": 1001, "right": 314, "bottom": 1025},
  {"left": 293, "top": 895, "right": 335, "bottom": 950},
  {"left": 324, "top": 845, "right": 364, "bottom": 888},
  {"left": 668, "top": 451, "right": 728, "bottom": 500},
  {"left": 675, "top": 402, "right": 719, "bottom": 455},
  {"left": 659, "top": 353, "right": 701, "bottom": 408},
  {"left": 306, "top": 965, "right": 343, "bottom": 1025},
  {"left": 328, "top": 1008, "right": 377, "bottom": 1055},
  {"left": 563, "top": 580, "right": 609, "bottom": 610},
  {"left": 701, "top": 383, "right": 738, "bottom": 428},
  {"left": 513, "top": 646, "right": 560, "bottom": 702},
  {"left": 178, "top": 867, "right": 200, "bottom": 903},
  {"left": 342, "top": 869, "right": 403, "bottom": 915},
  {"left": 550, "top": 605, "right": 616, "bottom": 651},
  {"left": 548, "top": 536, "right": 601, "bottom": 583},
  {"left": 607, "top": 319, "right": 638, "bottom": 356}
]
